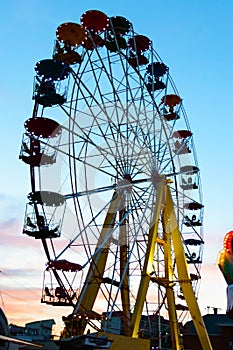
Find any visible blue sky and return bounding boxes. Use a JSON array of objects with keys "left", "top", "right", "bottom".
[{"left": 0, "top": 0, "right": 233, "bottom": 332}]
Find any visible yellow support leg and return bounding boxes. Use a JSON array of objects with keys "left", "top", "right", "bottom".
[
  {"left": 119, "top": 209, "right": 131, "bottom": 336},
  {"left": 69, "top": 192, "right": 120, "bottom": 335},
  {"left": 163, "top": 213, "right": 181, "bottom": 350},
  {"left": 163, "top": 184, "right": 213, "bottom": 350},
  {"left": 131, "top": 178, "right": 212, "bottom": 350},
  {"left": 131, "top": 177, "right": 166, "bottom": 337}
]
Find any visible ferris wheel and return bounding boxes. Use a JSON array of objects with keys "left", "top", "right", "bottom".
[{"left": 19, "top": 10, "right": 212, "bottom": 350}]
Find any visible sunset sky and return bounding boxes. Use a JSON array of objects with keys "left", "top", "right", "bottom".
[{"left": 0, "top": 0, "right": 232, "bottom": 336}]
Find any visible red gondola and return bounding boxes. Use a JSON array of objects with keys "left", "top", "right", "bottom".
[
  {"left": 46, "top": 260, "right": 82, "bottom": 272},
  {"left": 161, "top": 94, "right": 181, "bottom": 107},
  {"left": 24, "top": 117, "right": 62, "bottom": 139},
  {"left": 173, "top": 130, "right": 192, "bottom": 139},
  {"left": 81, "top": 10, "right": 109, "bottom": 33},
  {"left": 128, "top": 35, "right": 151, "bottom": 53}
]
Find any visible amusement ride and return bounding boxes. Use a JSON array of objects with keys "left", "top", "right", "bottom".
[{"left": 19, "top": 9, "right": 213, "bottom": 350}]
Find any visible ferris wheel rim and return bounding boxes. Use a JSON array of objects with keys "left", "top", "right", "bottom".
[{"left": 20, "top": 10, "right": 205, "bottom": 337}]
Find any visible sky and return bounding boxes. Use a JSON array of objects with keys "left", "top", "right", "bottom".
[{"left": 0, "top": 0, "right": 233, "bottom": 336}]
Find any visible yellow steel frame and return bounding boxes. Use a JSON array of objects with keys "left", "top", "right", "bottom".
[
  {"left": 119, "top": 209, "right": 131, "bottom": 336},
  {"left": 130, "top": 177, "right": 166, "bottom": 337},
  {"left": 63, "top": 191, "right": 120, "bottom": 336},
  {"left": 64, "top": 178, "right": 212, "bottom": 350},
  {"left": 131, "top": 177, "right": 213, "bottom": 350},
  {"left": 75, "top": 191, "right": 119, "bottom": 313}
]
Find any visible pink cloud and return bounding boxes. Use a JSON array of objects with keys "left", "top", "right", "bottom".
[
  {"left": 0, "top": 287, "right": 70, "bottom": 335},
  {"left": 198, "top": 262, "right": 227, "bottom": 314}
]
